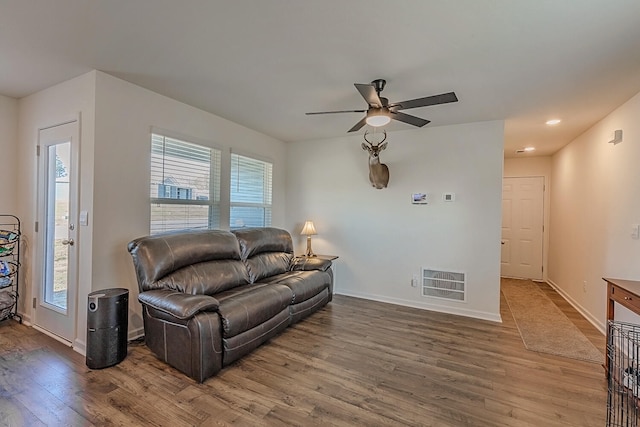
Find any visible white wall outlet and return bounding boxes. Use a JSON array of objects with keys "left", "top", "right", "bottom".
[
  {"left": 583, "top": 280, "right": 587, "bottom": 293},
  {"left": 412, "top": 274, "right": 420, "bottom": 287},
  {"left": 632, "top": 224, "right": 640, "bottom": 240}
]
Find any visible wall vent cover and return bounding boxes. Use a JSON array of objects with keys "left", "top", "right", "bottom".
[{"left": 422, "top": 269, "right": 466, "bottom": 302}]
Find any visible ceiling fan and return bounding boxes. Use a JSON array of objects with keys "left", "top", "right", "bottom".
[{"left": 306, "top": 79, "right": 458, "bottom": 132}]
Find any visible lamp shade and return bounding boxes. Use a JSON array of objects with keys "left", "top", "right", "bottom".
[{"left": 300, "top": 221, "right": 317, "bottom": 236}]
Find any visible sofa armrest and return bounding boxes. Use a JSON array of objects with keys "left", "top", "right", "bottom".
[
  {"left": 291, "top": 256, "right": 332, "bottom": 272},
  {"left": 138, "top": 290, "right": 219, "bottom": 320}
]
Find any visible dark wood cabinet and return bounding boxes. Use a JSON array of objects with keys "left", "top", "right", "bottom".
[{"left": 603, "top": 277, "right": 640, "bottom": 375}]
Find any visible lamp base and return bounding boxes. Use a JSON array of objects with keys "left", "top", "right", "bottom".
[{"left": 305, "top": 236, "right": 316, "bottom": 257}]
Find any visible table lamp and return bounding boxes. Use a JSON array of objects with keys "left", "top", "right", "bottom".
[{"left": 300, "top": 221, "right": 317, "bottom": 257}]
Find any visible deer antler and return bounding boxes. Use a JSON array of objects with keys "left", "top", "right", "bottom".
[{"left": 363, "top": 129, "right": 387, "bottom": 146}]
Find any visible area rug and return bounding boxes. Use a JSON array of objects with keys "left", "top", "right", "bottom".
[{"left": 501, "top": 278, "right": 604, "bottom": 364}]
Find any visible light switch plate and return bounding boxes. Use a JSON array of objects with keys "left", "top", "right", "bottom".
[{"left": 79, "top": 210, "right": 89, "bottom": 226}]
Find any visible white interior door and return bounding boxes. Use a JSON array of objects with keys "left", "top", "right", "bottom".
[
  {"left": 35, "top": 120, "right": 79, "bottom": 344},
  {"left": 501, "top": 176, "right": 544, "bottom": 280}
]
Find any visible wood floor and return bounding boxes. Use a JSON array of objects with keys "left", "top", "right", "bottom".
[{"left": 0, "top": 281, "right": 607, "bottom": 426}]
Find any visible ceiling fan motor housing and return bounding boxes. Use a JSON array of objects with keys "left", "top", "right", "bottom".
[{"left": 372, "top": 79, "right": 386, "bottom": 94}]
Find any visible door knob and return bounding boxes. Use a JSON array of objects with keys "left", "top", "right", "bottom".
[
  {"left": 501, "top": 241, "right": 505, "bottom": 245},
  {"left": 62, "top": 239, "right": 75, "bottom": 246}
]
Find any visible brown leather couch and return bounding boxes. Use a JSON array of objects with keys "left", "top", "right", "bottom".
[{"left": 127, "top": 227, "right": 333, "bottom": 382}]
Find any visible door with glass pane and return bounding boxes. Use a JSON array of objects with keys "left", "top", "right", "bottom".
[{"left": 35, "top": 121, "right": 79, "bottom": 344}]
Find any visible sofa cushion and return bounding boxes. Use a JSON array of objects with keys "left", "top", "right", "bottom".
[
  {"left": 155, "top": 259, "right": 249, "bottom": 295},
  {"left": 128, "top": 229, "right": 242, "bottom": 291},
  {"left": 232, "top": 228, "right": 293, "bottom": 259},
  {"left": 216, "top": 283, "right": 293, "bottom": 338},
  {"left": 260, "top": 270, "right": 330, "bottom": 304},
  {"left": 244, "top": 252, "right": 293, "bottom": 283},
  {"left": 232, "top": 228, "right": 294, "bottom": 282}
]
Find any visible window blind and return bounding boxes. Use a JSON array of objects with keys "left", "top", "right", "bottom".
[
  {"left": 150, "top": 134, "right": 220, "bottom": 234},
  {"left": 230, "top": 153, "right": 272, "bottom": 229}
]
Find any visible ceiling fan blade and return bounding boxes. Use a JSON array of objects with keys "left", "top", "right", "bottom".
[
  {"left": 390, "top": 111, "right": 431, "bottom": 127},
  {"left": 306, "top": 109, "right": 367, "bottom": 115},
  {"left": 348, "top": 117, "right": 368, "bottom": 133},
  {"left": 354, "top": 83, "right": 382, "bottom": 108},
  {"left": 390, "top": 92, "right": 458, "bottom": 110}
]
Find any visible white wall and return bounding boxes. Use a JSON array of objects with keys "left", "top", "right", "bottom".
[
  {"left": 549, "top": 90, "right": 640, "bottom": 332},
  {"left": 286, "top": 121, "right": 505, "bottom": 322},
  {"left": 0, "top": 95, "right": 18, "bottom": 214},
  {"left": 503, "top": 156, "right": 552, "bottom": 280},
  {"left": 92, "top": 71, "right": 287, "bottom": 339}
]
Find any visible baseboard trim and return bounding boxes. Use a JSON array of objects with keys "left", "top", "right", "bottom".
[
  {"left": 17, "top": 311, "right": 31, "bottom": 325},
  {"left": 546, "top": 279, "right": 606, "bottom": 334},
  {"left": 71, "top": 326, "right": 144, "bottom": 355},
  {"left": 25, "top": 319, "right": 145, "bottom": 357},
  {"left": 334, "top": 289, "right": 502, "bottom": 323},
  {"left": 32, "top": 324, "right": 73, "bottom": 347},
  {"left": 129, "top": 326, "right": 145, "bottom": 341},
  {"left": 74, "top": 339, "right": 86, "bottom": 356}
]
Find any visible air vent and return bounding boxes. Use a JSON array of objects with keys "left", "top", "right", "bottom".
[{"left": 422, "top": 269, "right": 466, "bottom": 302}]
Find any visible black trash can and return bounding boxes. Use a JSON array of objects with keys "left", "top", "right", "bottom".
[{"left": 86, "top": 288, "right": 128, "bottom": 369}]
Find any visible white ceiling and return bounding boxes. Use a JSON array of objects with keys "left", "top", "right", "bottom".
[{"left": 2, "top": 1, "right": 640, "bottom": 157}]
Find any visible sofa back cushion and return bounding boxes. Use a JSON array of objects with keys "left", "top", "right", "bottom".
[
  {"left": 128, "top": 229, "right": 249, "bottom": 294},
  {"left": 232, "top": 228, "right": 293, "bottom": 283}
]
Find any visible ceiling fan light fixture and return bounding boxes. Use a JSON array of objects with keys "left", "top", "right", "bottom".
[
  {"left": 365, "top": 109, "right": 391, "bottom": 127},
  {"left": 306, "top": 79, "right": 458, "bottom": 132}
]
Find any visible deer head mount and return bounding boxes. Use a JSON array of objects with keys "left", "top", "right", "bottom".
[{"left": 361, "top": 130, "right": 389, "bottom": 189}]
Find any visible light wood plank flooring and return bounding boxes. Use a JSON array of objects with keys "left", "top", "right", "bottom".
[{"left": 0, "top": 281, "right": 607, "bottom": 426}]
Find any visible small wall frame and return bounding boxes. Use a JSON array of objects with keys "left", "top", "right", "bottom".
[{"left": 411, "top": 193, "right": 429, "bottom": 204}]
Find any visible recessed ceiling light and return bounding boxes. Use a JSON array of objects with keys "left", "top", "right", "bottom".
[
  {"left": 515, "top": 147, "right": 536, "bottom": 154},
  {"left": 546, "top": 119, "right": 561, "bottom": 125}
]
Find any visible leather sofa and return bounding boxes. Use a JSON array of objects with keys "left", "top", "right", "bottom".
[{"left": 127, "top": 227, "right": 333, "bottom": 382}]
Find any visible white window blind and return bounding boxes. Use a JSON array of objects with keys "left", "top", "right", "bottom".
[
  {"left": 230, "top": 153, "right": 272, "bottom": 229},
  {"left": 150, "top": 133, "right": 220, "bottom": 234}
]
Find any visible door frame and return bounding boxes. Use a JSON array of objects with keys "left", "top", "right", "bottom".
[{"left": 32, "top": 116, "right": 81, "bottom": 346}]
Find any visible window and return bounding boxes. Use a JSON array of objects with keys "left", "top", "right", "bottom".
[
  {"left": 230, "top": 153, "right": 272, "bottom": 229},
  {"left": 150, "top": 133, "right": 220, "bottom": 234}
]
